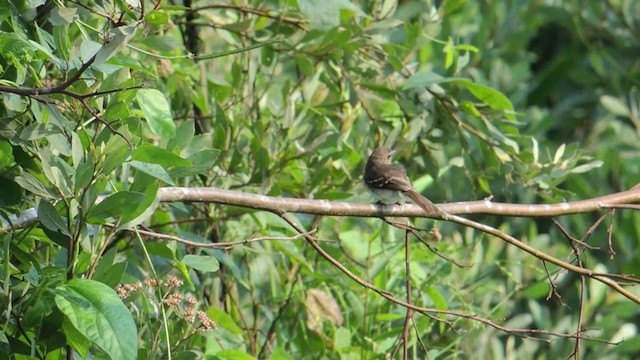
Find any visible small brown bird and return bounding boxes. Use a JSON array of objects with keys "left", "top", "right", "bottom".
[{"left": 364, "top": 146, "right": 442, "bottom": 215}]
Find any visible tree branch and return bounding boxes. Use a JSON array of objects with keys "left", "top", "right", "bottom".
[{"left": 153, "top": 185, "right": 640, "bottom": 218}]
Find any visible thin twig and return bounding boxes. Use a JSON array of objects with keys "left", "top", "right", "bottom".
[
  {"left": 448, "top": 214, "right": 640, "bottom": 304},
  {"left": 106, "top": 224, "right": 321, "bottom": 249},
  {"left": 382, "top": 217, "right": 472, "bottom": 268},
  {"left": 277, "top": 212, "right": 619, "bottom": 344}
]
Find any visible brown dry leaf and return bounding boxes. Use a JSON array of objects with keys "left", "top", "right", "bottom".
[{"left": 305, "top": 288, "right": 344, "bottom": 333}]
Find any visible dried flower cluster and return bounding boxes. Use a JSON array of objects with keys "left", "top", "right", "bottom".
[{"left": 115, "top": 274, "right": 217, "bottom": 332}]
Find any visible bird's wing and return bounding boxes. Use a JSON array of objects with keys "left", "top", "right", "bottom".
[{"left": 379, "top": 164, "right": 414, "bottom": 192}]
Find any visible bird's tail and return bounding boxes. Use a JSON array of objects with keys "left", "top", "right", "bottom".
[{"left": 404, "top": 190, "right": 445, "bottom": 217}]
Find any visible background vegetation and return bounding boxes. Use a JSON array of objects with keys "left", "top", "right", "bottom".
[{"left": 1, "top": 0, "right": 639, "bottom": 359}]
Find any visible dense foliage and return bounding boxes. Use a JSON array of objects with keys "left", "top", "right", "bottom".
[{"left": 1, "top": 0, "right": 639, "bottom": 359}]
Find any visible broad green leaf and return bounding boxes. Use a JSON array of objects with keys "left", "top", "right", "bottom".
[
  {"left": 41, "top": 153, "right": 74, "bottom": 196},
  {"left": 118, "top": 183, "right": 159, "bottom": 229},
  {"left": 86, "top": 191, "right": 147, "bottom": 224},
  {"left": 62, "top": 318, "right": 90, "bottom": 358},
  {"left": 166, "top": 119, "right": 195, "bottom": 151},
  {"left": 600, "top": 95, "right": 630, "bottom": 117},
  {"left": 103, "top": 101, "right": 131, "bottom": 122},
  {"left": 3, "top": 92, "right": 25, "bottom": 112},
  {"left": 334, "top": 327, "right": 351, "bottom": 351},
  {"left": 521, "top": 281, "right": 550, "bottom": 299},
  {"left": 170, "top": 149, "right": 220, "bottom": 178},
  {"left": 71, "top": 132, "right": 84, "bottom": 168},
  {"left": 55, "top": 279, "right": 137, "bottom": 360},
  {"left": 20, "top": 123, "right": 60, "bottom": 140},
  {"left": 424, "top": 285, "right": 448, "bottom": 332},
  {"left": 75, "top": 153, "right": 95, "bottom": 192},
  {"left": 450, "top": 79, "right": 516, "bottom": 121},
  {"left": 136, "top": 89, "right": 176, "bottom": 138},
  {"left": 15, "top": 172, "right": 54, "bottom": 198},
  {"left": 50, "top": 7, "right": 77, "bottom": 25},
  {"left": 37, "top": 200, "right": 69, "bottom": 236},
  {"left": 298, "top": 0, "right": 367, "bottom": 30},
  {"left": 207, "top": 306, "right": 243, "bottom": 335},
  {"left": 403, "top": 71, "right": 460, "bottom": 90},
  {"left": 101, "top": 136, "right": 131, "bottom": 175},
  {"left": 129, "top": 160, "right": 175, "bottom": 185},
  {"left": 107, "top": 56, "right": 156, "bottom": 77},
  {"left": 94, "top": 26, "right": 136, "bottom": 66},
  {"left": 132, "top": 144, "right": 191, "bottom": 168},
  {"left": 94, "top": 261, "right": 127, "bottom": 288},
  {"left": 92, "top": 249, "right": 119, "bottom": 287},
  {"left": 0, "top": 140, "right": 14, "bottom": 168},
  {"left": 80, "top": 40, "right": 101, "bottom": 63},
  {"left": 146, "top": 10, "right": 169, "bottom": 25},
  {"left": 182, "top": 133, "right": 215, "bottom": 157},
  {"left": 267, "top": 347, "right": 295, "bottom": 360},
  {"left": 181, "top": 254, "right": 220, "bottom": 273}
]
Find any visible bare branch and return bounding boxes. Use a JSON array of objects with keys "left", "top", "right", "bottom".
[
  {"left": 278, "top": 212, "right": 620, "bottom": 344},
  {"left": 449, "top": 214, "right": 640, "bottom": 304},
  {"left": 108, "top": 224, "right": 321, "bottom": 249},
  {"left": 153, "top": 185, "right": 640, "bottom": 218}
]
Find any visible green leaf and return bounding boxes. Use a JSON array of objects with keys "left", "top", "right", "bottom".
[
  {"left": 101, "top": 135, "right": 131, "bottom": 175},
  {"left": 118, "top": 184, "right": 159, "bottom": 229},
  {"left": 450, "top": 79, "right": 516, "bottom": 121},
  {"left": 103, "top": 101, "right": 131, "bottom": 122},
  {"left": 521, "top": 281, "right": 549, "bottom": 299},
  {"left": 181, "top": 254, "right": 220, "bottom": 273},
  {"left": 20, "top": 123, "right": 60, "bottom": 140},
  {"left": 570, "top": 160, "right": 603, "bottom": 173},
  {"left": 50, "top": 7, "right": 77, "bottom": 25},
  {"left": 80, "top": 40, "right": 101, "bottom": 63},
  {"left": 75, "top": 153, "right": 95, "bottom": 192},
  {"left": 3, "top": 92, "right": 26, "bottom": 112},
  {"left": 207, "top": 306, "right": 243, "bottom": 335},
  {"left": 15, "top": 172, "right": 54, "bottom": 198},
  {"left": 129, "top": 160, "right": 175, "bottom": 185},
  {"left": 94, "top": 26, "right": 136, "bottom": 66},
  {"left": 37, "top": 200, "right": 69, "bottom": 236},
  {"left": 600, "top": 95, "right": 630, "bottom": 117},
  {"left": 146, "top": 10, "right": 169, "bottom": 25},
  {"left": 0, "top": 176, "right": 22, "bottom": 206},
  {"left": 62, "top": 318, "right": 90, "bottom": 358},
  {"left": 424, "top": 285, "right": 448, "bottom": 332},
  {"left": 334, "top": 327, "right": 351, "bottom": 351},
  {"left": 136, "top": 89, "right": 176, "bottom": 138},
  {"left": 86, "top": 191, "right": 147, "bottom": 224},
  {"left": 170, "top": 149, "right": 220, "bottom": 178},
  {"left": 214, "top": 350, "right": 256, "bottom": 360},
  {"left": 298, "top": 0, "right": 367, "bottom": 30},
  {"left": 403, "top": 71, "right": 460, "bottom": 90},
  {"left": 71, "top": 132, "right": 84, "bottom": 168},
  {"left": 94, "top": 256, "right": 127, "bottom": 288},
  {"left": 166, "top": 119, "right": 195, "bottom": 152},
  {"left": 132, "top": 144, "right": 191, "bottom": 168},
  {"left": 55, "top": 279, "right": 137, "bottom": 360},
  {"left": 0, "top": 140, "right": 14, "bottom": 169}
]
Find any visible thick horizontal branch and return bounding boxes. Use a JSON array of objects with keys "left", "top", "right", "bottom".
[
  {"left": 3, "top": 185, "right": 640, "bottom": 234},
  {"left": 156, "top": 185, "right": 640, "bottom": 218}
]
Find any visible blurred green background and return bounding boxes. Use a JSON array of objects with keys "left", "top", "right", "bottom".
[{"left": 1, "top": 0, "right": 639, "bottom": 358}]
